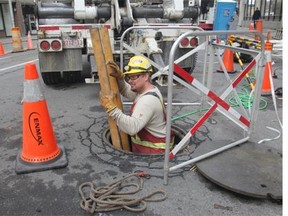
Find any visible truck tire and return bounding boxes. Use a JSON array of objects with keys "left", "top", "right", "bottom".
[
  {"left": 41, "top": 72, "right": 61, "bottom": 85},
  {"left": 63, "top": 71, "right": 83, "bottom": 83}
]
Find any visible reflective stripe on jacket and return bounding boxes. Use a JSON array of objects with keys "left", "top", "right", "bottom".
[{"left": 131, "top": 127, "right": 173, "bottom": 150}]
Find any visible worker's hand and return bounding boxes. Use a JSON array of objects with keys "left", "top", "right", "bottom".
[
  {"left": 106, "top": 61, "right": 124, "bottom": 80},
  {"left": 99, "top": 91, "right": 117, "bottom": 113}
]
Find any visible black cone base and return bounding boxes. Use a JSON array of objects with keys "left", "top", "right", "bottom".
[{"left": 15, "top": 145, "right": 68, "bottom": 174}]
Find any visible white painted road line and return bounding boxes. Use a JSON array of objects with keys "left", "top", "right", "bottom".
[{"left": 0, "top": 59, "right": 39, "bottom": 72}]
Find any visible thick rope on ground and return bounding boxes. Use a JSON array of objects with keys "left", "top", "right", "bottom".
[{"left": 79, "top": 173, "right": 167, "bottom": 213}]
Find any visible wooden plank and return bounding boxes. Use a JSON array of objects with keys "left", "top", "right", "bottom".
[
  {"left": 90, "top": 27, "right": 130, "bottom": 151},
  {"left": 98, "top": 27, "right": 130, "bottom": 151}
]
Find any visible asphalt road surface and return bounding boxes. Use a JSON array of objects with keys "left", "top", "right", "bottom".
[{"left": 0, "top": 43, "right": 283, "bottom": 216}]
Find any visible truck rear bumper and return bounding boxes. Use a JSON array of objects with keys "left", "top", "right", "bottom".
[{"left": 39, "top": 49, "right": 82, "bottom": 72}]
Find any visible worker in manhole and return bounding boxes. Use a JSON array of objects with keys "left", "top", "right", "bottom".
[{"left": 100, "top": 55, "right": 174, "bottom": 154}]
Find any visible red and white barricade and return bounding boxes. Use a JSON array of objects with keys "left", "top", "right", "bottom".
[{"left": 163, "top": 30, "right": 266, "bottom": 184}]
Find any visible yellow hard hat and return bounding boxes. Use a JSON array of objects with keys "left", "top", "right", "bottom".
[{"left": 124, "top": 56, "right": 153, "bottom": 75}]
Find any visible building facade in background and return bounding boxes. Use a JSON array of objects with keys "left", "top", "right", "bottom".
[
  {"left": 0, "top": 0, "right": 35, "bottom": 37},
  {"left": 241, "top": 0, "right": 282, "bottom": 29},
  {"left": 243, "top": 0, "right": 282, "bottom": 22}
]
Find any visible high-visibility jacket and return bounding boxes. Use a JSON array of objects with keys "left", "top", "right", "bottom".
[{"left": 130, "top": 92, "right": 174, "bottom": 154}]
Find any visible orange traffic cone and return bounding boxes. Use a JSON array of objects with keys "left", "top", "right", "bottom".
[
  {"left": 15, "top": 63, "right": 68, "bottom": 174},
  {"left": 255, "top": 19, "right": 263, "bottom": 41},
  {"left": 0, "top": 41, "right": 5, "bottom": 55},
  {"left": 217, "top": 49, "right": 236, "bottom": 73},
  {"left": 26, "top": 31, "right": 34, "bottom": 50},
  {"left": 249, "top": 22, "right": 254, "bottom": 31},
  {"left": 261, "top": 32, "right": 273, "bottom": 96}
]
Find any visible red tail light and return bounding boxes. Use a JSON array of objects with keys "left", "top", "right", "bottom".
[
  {"left": 180, "top": 38, "right": 189, "bottom": 47},
  {"left": 190, "top": 37, "right": 198, "bottom": 47},
  {"left": 40, "top": 41, "right": 50, "bottom": 51},
  {"left": 179, "top": 37, "right": 199, "bottom": 48},
  {"left": 39, "top": 39, "right": 62, "bottom": 52},
  {"left": 51, "top": 40, "right": 61, "bottom": 50}
]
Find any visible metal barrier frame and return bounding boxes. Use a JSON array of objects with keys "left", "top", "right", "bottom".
[{"left": 163, "top": 30, "right": 266, "bottom": 184}]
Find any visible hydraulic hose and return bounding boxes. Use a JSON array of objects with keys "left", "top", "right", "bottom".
[
  {"left": 36, "top": 3, "right": 111, "bottom": 19},
  {"left": 36, "top": 3, "right": 199, "bottom": 20}
]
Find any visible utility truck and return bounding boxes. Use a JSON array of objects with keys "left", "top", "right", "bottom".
[{"left": 35, "top": 0, "right": 200, "bottom": 85}]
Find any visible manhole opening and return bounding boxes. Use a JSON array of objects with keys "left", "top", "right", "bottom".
[{"left": 102, "top": 125, "right": 187, "bottom": 156}]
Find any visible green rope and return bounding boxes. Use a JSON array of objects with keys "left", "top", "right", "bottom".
[
  {"left": 228, "top": 92, "right": 268, "bottom": 110},
  {"left": 172, "top": 108, "right": 209, "bottom": 121},
  {"left": 228, "top": 85, "right": 268, "bottom": 110}
]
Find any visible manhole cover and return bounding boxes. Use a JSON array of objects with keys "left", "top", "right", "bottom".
[{"left": 194, "top": 140, "right": 282, "bottom": 200}]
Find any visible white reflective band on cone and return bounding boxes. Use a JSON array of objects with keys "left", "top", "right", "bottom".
[{"left": 23, "top": 80, "right": 45, "bottom": 102}]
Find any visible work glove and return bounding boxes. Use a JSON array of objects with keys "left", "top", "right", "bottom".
[
  {"left": 99, "top": 91, "right": 117, "bottom": 113},
  {"left": 106, "top": 61, "right": 124, "bottom": 80}
]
